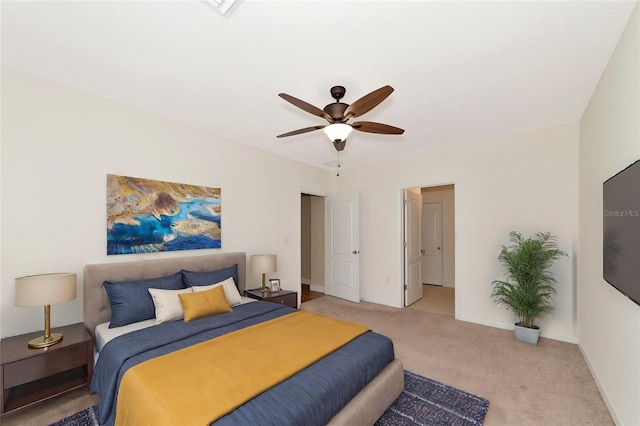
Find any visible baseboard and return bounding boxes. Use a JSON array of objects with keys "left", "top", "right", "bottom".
[
  {"left": 456, "top": 315, "right": 511, "bottom": 330},
  {"left": 301, "top": 279, "right": 324, "bottom": 293},
  {"left": 456, "top": 315, "right": 578, "bottom": 344},
  {"left": 578, "top": 343, "right": 621, "bottom": 425},
  {"left": 540, "top": 330, "right": 578, "bottom": 344}
]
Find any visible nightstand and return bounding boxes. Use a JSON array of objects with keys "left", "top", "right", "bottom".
[
  {"left": 244, "top": 289, "right": 298, "bottom": 308},
  {"left": 0, "top": 322, "right": 93, "bottom": 415}
]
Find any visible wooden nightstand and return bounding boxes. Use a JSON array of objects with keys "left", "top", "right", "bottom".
[
  {"left": 0, "top": 322, "right": 93, "bottom": 415},
  {"left": 244, "top": 289, "right": 298, "bottom": 308}
]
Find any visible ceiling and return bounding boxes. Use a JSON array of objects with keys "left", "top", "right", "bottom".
[{"left": 1, "top": 1, "right": 636, "bottom": 170}]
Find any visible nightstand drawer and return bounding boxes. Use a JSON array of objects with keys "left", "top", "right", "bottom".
[
  {"left": 268, "top": 293, "right": 297, "bottom": 308},
  {"left": 3, "top": 343, "right": 87, "bottom": 388},
  {"left": 244, "top": 289, "right": 298, "bottom": 308}
]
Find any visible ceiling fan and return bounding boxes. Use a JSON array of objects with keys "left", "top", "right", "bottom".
[{"left": 277, "top": 85, "right": 404, "bottom": 152}]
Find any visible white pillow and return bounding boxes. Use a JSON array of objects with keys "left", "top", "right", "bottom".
[
  {"left": 192, "top": 277, "right": 242, "bottom": 306},
  {"left": 148, "top": 287, "right": 193, "bottom": 324}
]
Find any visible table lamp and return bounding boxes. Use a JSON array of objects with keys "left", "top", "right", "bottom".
[
  {"left": 250, "top": 255, "right": 276, "bottom": 293},
  {"left": 15, "top": 273, "right": 77, "bottom": 348}
]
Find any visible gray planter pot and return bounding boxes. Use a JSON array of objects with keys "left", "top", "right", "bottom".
[{"left": 514, "top": 323, "right": 540, "bottom": 345}]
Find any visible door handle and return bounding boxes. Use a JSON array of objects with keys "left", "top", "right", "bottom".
[
  {"left": 437, "top": 247, "right": 441, "bottom": 250},
  {"left": 352, "top": 250, "right": 360, "bottom": 254},
  {"left": 421, "top": 249, "right": 425, "bottom": 255}
]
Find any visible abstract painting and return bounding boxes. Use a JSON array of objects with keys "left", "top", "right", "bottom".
[{"left": 107, "top": 175, "right": 221, "bottom": 255}]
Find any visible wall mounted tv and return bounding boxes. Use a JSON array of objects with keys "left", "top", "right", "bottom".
[{"left": 603, "top": 159, "right": 640, "bottom": 306}]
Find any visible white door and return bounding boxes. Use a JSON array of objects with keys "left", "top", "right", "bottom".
[
  {"left": 404, "top": 190, "right": 423, "bottom": 306},
  {"left": 324, "top": 192, "right": 360, "bottom": 303},
  {"left": 422, "top": 202, "right": 443, "bottom": 285}
]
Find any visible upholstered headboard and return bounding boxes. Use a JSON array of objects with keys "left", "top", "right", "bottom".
[{"left": 83, "top": 252, "right": 246, "bottom": 339}]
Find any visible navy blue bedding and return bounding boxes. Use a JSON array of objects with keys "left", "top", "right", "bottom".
[{"left": 91, "top": 301, "right": 394, "bottom": 426}]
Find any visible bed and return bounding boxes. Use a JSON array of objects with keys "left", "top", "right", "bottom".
[{"left": 83, "top": 252, "right": 404, "bottom": 426}]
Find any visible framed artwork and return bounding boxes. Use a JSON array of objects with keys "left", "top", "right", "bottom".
[
  {"left": 269, "top": 279, "right": 280, "bottom": 292},
  {"left": 106, "top": 174, "right": 221, "bottom": 255}
]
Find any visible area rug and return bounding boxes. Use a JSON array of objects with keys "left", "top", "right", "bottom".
[
  {"left": 375, "top": 371, "right": 489, "bottom": 426},
  {"left": 50, "top": 404, "right": 98, "bottom": 426},
  {"left": 51, "top": 370, "right": 488, "bottom": 426}
]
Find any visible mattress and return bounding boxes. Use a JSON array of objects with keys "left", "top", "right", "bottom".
[
  {"left": 91, "top": 300, "right": 395, "bottom": 426},
  {"left": 95, "top": 319, "right": 155, "bottom": 354}
]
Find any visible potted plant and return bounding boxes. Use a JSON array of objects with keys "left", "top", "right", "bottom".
[{"left": 491, "top": 231, "right": 566, "bottom": 345}]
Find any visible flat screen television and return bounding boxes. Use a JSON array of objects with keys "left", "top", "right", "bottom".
[{"left": 603, "top": 159, "right": 640, "bottom": 306}]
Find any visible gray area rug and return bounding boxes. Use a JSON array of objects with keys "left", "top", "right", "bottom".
[
  {"left": 50, "top": 404, "right": 98, "bottom": 426},
  {"left": 51, "top": 370, "right": 488, "bottom": 426},
  {"left": 376, "top": 371, "right": 489, "bottom": 425}
]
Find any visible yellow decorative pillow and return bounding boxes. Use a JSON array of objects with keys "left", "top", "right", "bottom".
[{"left": 178, "top": 285, "right": 232, "bottom": 322}]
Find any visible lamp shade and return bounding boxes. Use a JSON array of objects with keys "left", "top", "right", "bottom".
[
  {"left": 15, "top": 273, "right": 77, "bottom": 307},
  {"left": 323, "top": 123, "right": 353, "bottom": 142},
  {"left": 250, "top": 255, "right": 277, "bottom": 274}
]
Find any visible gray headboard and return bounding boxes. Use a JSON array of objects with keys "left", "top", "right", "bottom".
[{"left": 83, "top": 252, "right": 246, "bottom": 339}]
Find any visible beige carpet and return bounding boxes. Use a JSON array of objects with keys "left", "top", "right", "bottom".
[
  {"left": 3, "top": 296, "right": 613, "bottom": 426},
  {"left": 408, "top": 284, "right": 455, "bottom": 317},
  {"left": 1, "top": 387, "right": 98, "bottom": 426},
  {"left": 301, "top": 296, "right": 613, "bottom": 426}
]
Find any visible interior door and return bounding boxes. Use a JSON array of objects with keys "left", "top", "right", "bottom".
[
  {"left": 324, "top": 192, "right": 360, "bottom": 303},
  {"left": 422, "top": 202, "right": 443, "bottom": 285},
  {"left": 404, "top": 190, "right": 423, "bottom": 306}
]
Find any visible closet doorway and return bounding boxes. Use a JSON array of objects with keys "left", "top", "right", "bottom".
[
  {"left": 403, "top": 184, "right": 456, "bottom": 317},
  {"left": 301, "top": 193, "right": 325, "bottom": 303}
]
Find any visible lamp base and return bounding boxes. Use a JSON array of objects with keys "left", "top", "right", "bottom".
[{"left": 28, "top": 333, "right": 63, "bottom": 349}]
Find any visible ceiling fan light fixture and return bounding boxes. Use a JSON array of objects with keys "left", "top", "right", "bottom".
[{"left": 323, "top": 123, "right": 353, "bottom": 143}]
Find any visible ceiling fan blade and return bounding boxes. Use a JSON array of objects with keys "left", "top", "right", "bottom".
[
  {"left": 352, "top": 121, "right": 405, "bottom": 135},
  {"left": 278, "top": 93, "right": 331, "bottom": 121},
  {"left": 277, "top": 125, "right": 325, "bottom": 138},
  {"left": 343, "top": 86, "right": 394, "bottom": 119}
]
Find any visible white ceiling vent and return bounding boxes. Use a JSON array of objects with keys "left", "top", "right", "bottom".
[{"left": 200, "top": 0, "right": 240, "bottom": 17}]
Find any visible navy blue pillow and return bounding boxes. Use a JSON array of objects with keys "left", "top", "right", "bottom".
[
  {"left": 182, "top": 264, "right": 239, "bottom": 289},
  {"left": 104, "top": 271, "right": 184, "bottom": 328}
]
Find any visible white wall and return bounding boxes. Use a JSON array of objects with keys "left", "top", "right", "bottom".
[
  {"left": 336, "top": 123, "right": 579, "bottom": 342},
  {"left": 0, "top": 67, "right": 332, "bottom": 338},
  {"left": 579, "top": 3, "right": 640, "bottom": 425}
]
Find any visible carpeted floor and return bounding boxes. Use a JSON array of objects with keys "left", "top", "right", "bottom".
[
  {"left": 1, "top": 387, "right": 99, "bottom": 426},
  {"left": 407, "top": 285, "right": 455, "bottom": 317},
  {"left": 50, "top": 370, "right": 489, "bottom": 426},
  {"left": 301, "top": 296, "right": 613, "bottom": 426},
  {"left": 2, "top": 296, "right": 613, "bottom": 426}
]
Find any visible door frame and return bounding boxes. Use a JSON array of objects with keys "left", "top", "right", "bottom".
[
  {"left": 398, "top": 180, "right": 459, "bottom": 316},
  {"left": 299, "top": 188, "right": 329, "bottom": 307},
  {"left": 300, "top": 188, "right": 360, "bottom": 303}
]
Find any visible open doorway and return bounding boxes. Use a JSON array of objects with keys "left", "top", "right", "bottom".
[
  {"left": 403, "top": 184, "right": 456, "bottom": 317},
  {"left": 301, "top": 193, "right": 325, "bottom": 303}
]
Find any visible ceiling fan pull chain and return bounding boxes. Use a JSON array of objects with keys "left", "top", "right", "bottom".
[{"left": 336, "top": 152, "right": 341, "bottom": 177}]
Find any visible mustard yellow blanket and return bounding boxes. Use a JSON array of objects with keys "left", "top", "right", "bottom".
[{"left": 115, "top": 311, "right": 369, "bottom": 426}]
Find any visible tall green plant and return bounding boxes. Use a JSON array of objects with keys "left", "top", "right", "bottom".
[{"left": 491, "top": 231, "right": 566, "bottom": 329}]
